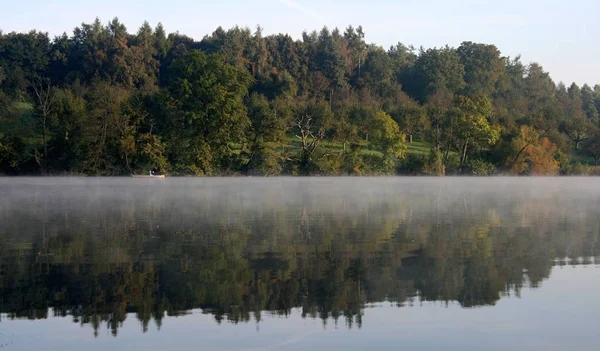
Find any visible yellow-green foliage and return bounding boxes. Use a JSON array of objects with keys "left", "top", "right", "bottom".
[{"left": 368, "top": 111, "right": 407, "bottom": 158}]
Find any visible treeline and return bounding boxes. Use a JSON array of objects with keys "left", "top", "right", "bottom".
[{"left": 1, "top": 18, "right": 600, "bottom": 175}]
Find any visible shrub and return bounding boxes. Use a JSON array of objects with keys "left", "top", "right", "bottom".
[
  {"left": 397, "top": 154, "right": 426, "bottom": 175},
  {"left": 422, "top": 150, "right": 445, "bottom": 176},
  {"left": 468, "top": 159, "right": 496, "bottom": 176}
]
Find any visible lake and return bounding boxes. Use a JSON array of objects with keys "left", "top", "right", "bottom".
[{"left": 0, "top": 177, "right": 599, "bottom": 350}]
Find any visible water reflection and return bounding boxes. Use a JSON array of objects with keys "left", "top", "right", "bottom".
[{"left": 0, "top": 177, "right": 599, "bottom": 337}]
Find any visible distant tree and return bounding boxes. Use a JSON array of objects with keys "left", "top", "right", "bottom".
[
  {"left": 245, "top": 93, "right": 288, "bottom": 175},
  {"left": 331, "top": 99, "right": 360, "bottom": 152},
  {"left": 581, "top": 84, "right": 599, "bottom": 123},
  {"left": 492, "top": 56, "right": 527, "bottom": 125},
  {"left": 525, "top": 63, "right": 556, "bottom": 105},
  {"left": 162, "top": 50, "right": 252, "bottom": 174},
  {"left": 388, "top": 42, "right": 417, "bottom": 72},
  {"left": 506, "top": 125, "right": 541, "bottom": 170},
  {"left": 82, "top": 81, "right": 131, "bottom": 174},
  {"left": 594, "top": 85, "right": 600, "bottom": 118},
  {"left": 368, "top": 111, "right": 406, "bottom": 171},
  {"left": 508, "top": 126, "right": 560, "bottom": 175},
  {"left": 410, "top": 47, "right": 466, "bottom": 101},
  {"left": 526, "top": 138, "right": 560, "bottom": 175},
  {"left": 153, "top": 23, "right": 169, "bottom": 60},
  {"left": 50, "top": 88, "right": 86, "bottom": 170},
  {"left": 457, "top": 41, "right": 504, "bottom": 96},
  {"left": 288, "top": 97, "right": 334, "bottom": 174},
  {"left": 359, "top": 48, "right": 394, "bottom": 91},
  {"left": 0, "top": 30, "right": 51, "bottom": 94},
  {"left": 563, "top": 116, "right": 592, "bottom": 149},
  {"left": 31, "top": 78, "right": 56, "bottom": 173},
  {"left": 134, "top": 133, "right": 169, "bottom": 173},
  {"left": 392, "top": 96, "right": 426, "bottom": 143},
  {"left": 582, "top": 132, "right": 600, "bottom": 166},
  {"left": 453, "top": 96, "right": 500, "bottom": 171},
  {"left": 343, "top": 25, "right": 367, "bottom": 79}
]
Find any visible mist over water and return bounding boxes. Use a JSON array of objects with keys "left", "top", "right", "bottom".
[{"left": 1, "top": 177, "right": 599, "bottom": 350}]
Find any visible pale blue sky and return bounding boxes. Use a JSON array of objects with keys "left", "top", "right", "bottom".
[{"left": 1, "top": 0, "right": 599, "bottom": 86}]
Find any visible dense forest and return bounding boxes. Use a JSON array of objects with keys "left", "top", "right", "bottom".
[{"left": 1, "top": 18, "right": 600, "bottom": 175}]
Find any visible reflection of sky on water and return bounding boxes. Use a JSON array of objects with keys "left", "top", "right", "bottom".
[{"left": 2, "top": 265, "right": 599, "bottom": 351}]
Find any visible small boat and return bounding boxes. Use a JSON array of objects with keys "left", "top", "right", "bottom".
[{"left": 131, "top": 174, "right": 166, "bottom": 178}]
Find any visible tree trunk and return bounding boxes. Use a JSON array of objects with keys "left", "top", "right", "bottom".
[
  {"left": 329, "top": 88, "right": 333, "bottom": 109},
  {"left": 408, "top": 134, "right": 413, "bottom": 143},
  {"left": 433, "top": 126, "right": 441, "bottom": 152},
  {"left": 508, "top": 143, "right": 532, "bottom": 171},
  {"left": 443, "top": 139, "right": 452, "bottom": 161},
  {"left": 43, "top": 116, "right": 48, "bottom": 171},
  {"left": 123, "top": 147, "right": 133, "bottom": 174},
  {"left": 32, "top": 78, "right": 54, "bottom": 175},
  {"left": 460, "top": 138, "right": 469, "bottom": 172}
]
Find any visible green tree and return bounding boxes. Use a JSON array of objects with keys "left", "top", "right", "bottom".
[
  {"left": 390, "top": 95, "right": 426, "bottom": 143},
  {"left": 563, "top": 116, "right": 592, "bottom": 149},
  {"left": 134, "top": 133, "right": 169, "bottom": 172},
  {"left": 581, "top": 84, "right": 599, "bottom": 123},
  {"left": 368, "top": 111, "right": 406, "bottom": 171},
  {"left": 453, "top": 96, "right": 501, "bottom": 171},
  {"left": 582, "top": 132, "right": 600, "bottom": 166},
  {"left": 0, "top": 30, "right": 51, "bottom": 94},
  {"left": 457, "top": 41, "right": 504, "bottom": 97},
  {"left": 82, "top": 81, "right": 131, "bottom": 174},
  {"left": 50, "top": 88, "right": 87, "bottom": 171},
  {"left": 314, "top": 27, "right": 347, "bottom": 97},
  {"left": 245, "top": 93, "right": 288, "bottom": 175},
  {"left": 411, "top": 47, "right": 466, "bottom": 101},
  {"left": 162, "top": 50, "right": 252, "bottom": 174},
  {"left": 359, "top": 48, "right": 394, "bottom": 92}
]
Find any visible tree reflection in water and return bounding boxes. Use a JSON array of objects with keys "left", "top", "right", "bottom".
[{"left": 0, "top": 178, "right": 599, "bottom": 336}]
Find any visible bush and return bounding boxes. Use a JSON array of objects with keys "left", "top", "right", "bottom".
[
  {"left": 444, "top": 153, "right": 461, "bottom": 174},
  {"left": 360, "top": 153, "right": 393, "bottom": 175},
  {"left": 398, "top": 154, "right": 426, "bottom": 175},
  {"left": 468, "top": 159, "right": 496, "bottom": 176},
  {"left": 423, "top": 150, "right": 445, "bottom": 176},
  {"left": 563, "top": 162, "right": 600, "bottom": 176},
  {"left": 247, "top": 147, "right": 283, "bottom": 176}
]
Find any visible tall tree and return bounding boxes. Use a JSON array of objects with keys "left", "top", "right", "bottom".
[
  {"left": 563, "top": 116, "right": 592, "bottom": 149},
  {"left": 457, "top": 41, "right": 504, "bottom": 97},
  {"left": 245, "top": 93, "right": 288, "bottom": 175},
  {"left": 581, "top": 84, "right": 599, "bottom": 123},
  {"left": 410, "top": 47, "right": 466, "bottom": 102},
  {"left": 162, "top": 50, "right": 252, "bottom": 174},
  {"left": 288, "top": 97, "right": 334, "bottom": 174},
  {"left": 582, "top": 132, "right": 600, "bottom": 166},
  {"left": 31, "top": 78, "right": 55, "bottom": 173},
  {"left": 452, "top": 96, "right": 500, "bottom": 170},
  {"left": 368, "top": 111, "right": 406, "bottom": 171}
]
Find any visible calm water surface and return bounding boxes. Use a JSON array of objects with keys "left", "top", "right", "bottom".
[{"left": 0, "top": 177, "right": 599, "bottom": 350}]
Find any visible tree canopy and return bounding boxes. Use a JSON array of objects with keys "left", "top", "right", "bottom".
[{"left": 1, "top": 19, "right": 599, "bottom": 175}]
